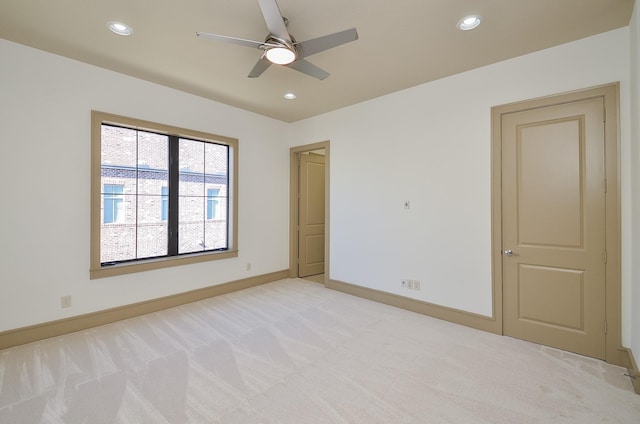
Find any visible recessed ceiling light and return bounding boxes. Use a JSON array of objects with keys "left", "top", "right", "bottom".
[
  {"left": 457, "top": 15, "right": 482, "bottom": 31},
  {"left": 108, "top": 21, "right": 133, "bottom": 36},
  {"left": 284, "top": 93, "right": 297, "bottom": 100}
]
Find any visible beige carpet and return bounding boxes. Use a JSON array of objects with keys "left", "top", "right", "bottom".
[{"left": 0, "top": 278, "right": 638, "bottom": 423}]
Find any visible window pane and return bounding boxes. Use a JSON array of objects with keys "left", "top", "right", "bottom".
[
  {"left": 137, "top": 193, "right": 168, "bottom": 259},
  {"left": 138, "top": 131, "right": 169, "bottom": 169},
  {"left": 102, "top": 126, "right": 137, "bottom": 168},
  {"left": 205, "top": 143, "right": 228, "bottom": 249},
  {"left": 135, "top": 132, "right": 169, "bottom": 259},
  {"left": 179, "top": 195, "right": 205, "bottom": 254},
  {"left": 179, "top": 138, "right": 206, "bottom": 254},
  {"left": 205, "top": 143, "right": 228, "bottom": 175},
  {"left": 205, "top": 224, "right": 227, "bottom": 249},
  {"left": 177, "top": 138, "right": 229, "bottom": 254},
  {"left": 100, "top": 126, "right": 133, "bottom": 263},
  {"left": 179, "top": 139, "right": 205, "bottom": 199},
  {"left": 204, "top": 185, "right": 226, "bottom": 248},
  {"left": 137, "top": 132, "right": 168, "bottom": 195},
  {"left": 100, "top": 193, "right": 136, "bottom": 263},
  {"left": 101, "top": 126, "right": 171, "bottom": 263},
  {"left": 101, "top": 125, "right": 137, "bottom": 263}
]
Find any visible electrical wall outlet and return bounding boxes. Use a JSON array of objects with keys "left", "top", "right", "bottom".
[{"left": 401, "top": 280, "right": 421, "bottom": 291}]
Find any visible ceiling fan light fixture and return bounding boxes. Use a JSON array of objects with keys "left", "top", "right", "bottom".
[
  {"left": 265, "top": 47, "right": 296, "bottom": 65},
  {"left": 457, "top": 15, "right": 482, "bottom": 31}
]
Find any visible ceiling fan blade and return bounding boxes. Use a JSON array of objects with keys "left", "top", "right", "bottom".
[
  {"left": 196, "top": 32, "right": 278, "bottom": 49},
  {"left": 286, "top": 59, "right": 330, "bottom": 80},
  {"left": 248, "top": 57, "right": 272, "bottom": 78},
  {"left": 258, "top": 0, "right": 290, "bottom": 41},
  {"left": 297, "top": 28, "right": 359, "bottom": 58}
]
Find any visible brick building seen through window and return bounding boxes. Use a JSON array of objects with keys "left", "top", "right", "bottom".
[{"left": 100, "top": 125, "right": 228, "bottom": 264}]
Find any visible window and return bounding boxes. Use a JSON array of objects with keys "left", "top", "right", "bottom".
[
  {"left": 103, "top": 184, "right": 124, "bottom": 224},
  {"left": 91, "top": 111, "right": 238, "bottom": 279}
]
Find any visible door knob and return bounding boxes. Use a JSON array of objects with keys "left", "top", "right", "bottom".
[{"left": 503, "top": 249, "right": 519, "bottom": 256}]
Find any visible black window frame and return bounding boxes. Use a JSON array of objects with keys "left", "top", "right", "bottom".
[{"left": 91, "top": 111, "right": 238, "bottom": 279}]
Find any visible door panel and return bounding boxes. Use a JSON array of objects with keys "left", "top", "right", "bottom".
[
  {"left": 502, "top": 97, "right": 606, "bottom": 359},
  {"left": 518, "top": 119, "right": 583, "bottom": 247},
  {"left": 518, "top": 265, "right": 584, "bottom": 330},
  {"left": 304, "top": 235, "right": 324, "bottom": 264},
  {"left": 299, "top": 153, "right": 325, "bottom": 277}
]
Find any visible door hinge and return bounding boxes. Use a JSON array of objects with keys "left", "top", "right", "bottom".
[
  {"left": 604, "top": 178, "right": 607, "bottom": 194},
  {"left": 604, "top": 320, "right": 608, "bottom": 334},
  {"left": 603, "top": 249, "right": 608, "bottom": 264}
]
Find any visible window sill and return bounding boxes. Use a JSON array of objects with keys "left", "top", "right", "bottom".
[{"left": 90, "top": 249, "right": 239, "bottom": 279}]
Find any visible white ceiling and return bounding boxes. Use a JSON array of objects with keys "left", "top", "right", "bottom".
[{"left": 0, "top": 0, "right": 634, "bottom": 122}]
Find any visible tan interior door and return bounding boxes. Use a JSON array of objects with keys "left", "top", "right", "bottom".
[
  {"left": 298, "top": 153, "right": 325, "bottom": 277},
  {"left": 502, "top": 96, "right": 606, "bottom": 359}
]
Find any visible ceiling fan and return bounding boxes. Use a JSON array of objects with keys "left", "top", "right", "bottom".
[{"left": 196, "top": 0, "right": 358, "bottom": 80}]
